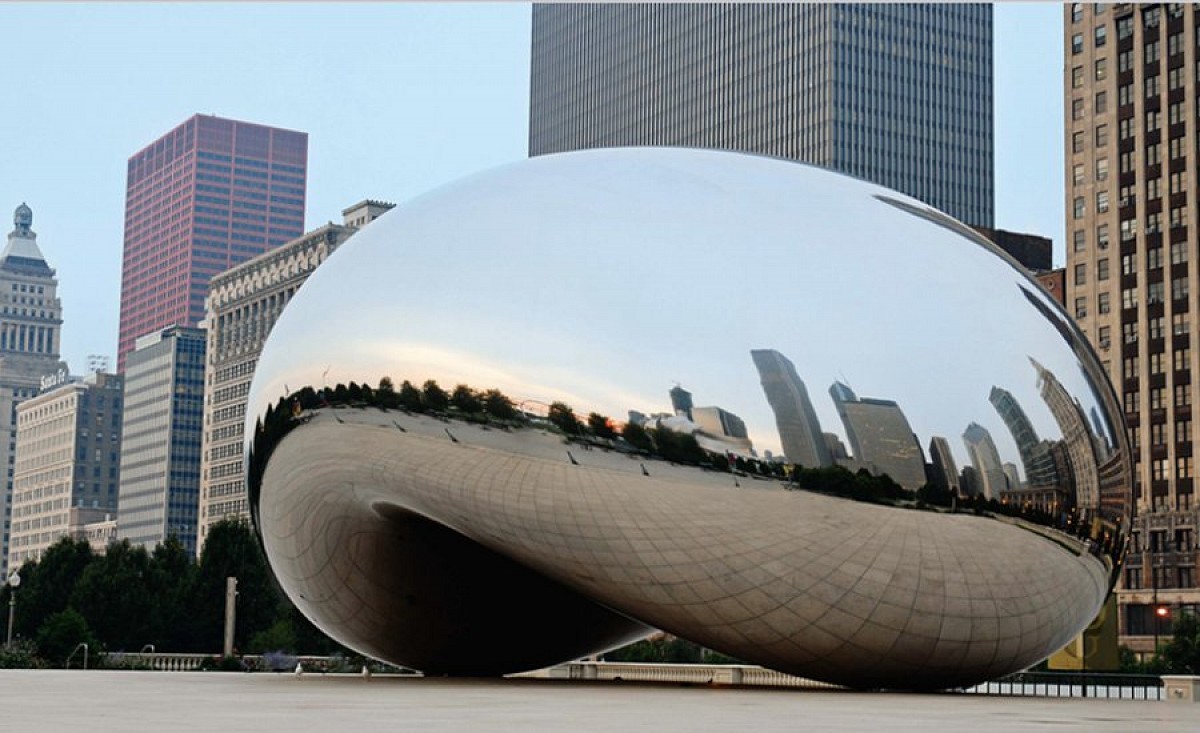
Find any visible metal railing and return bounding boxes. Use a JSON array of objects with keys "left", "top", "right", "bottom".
[
  {"left": 51, "top": 652, "right": 1178, "bottom": 701},
  {"left": 965, "top": 671, "right": 1164, "bottom": 700},
  {"left": 102, "top": 652, "right": 419, "bottom": 674}
]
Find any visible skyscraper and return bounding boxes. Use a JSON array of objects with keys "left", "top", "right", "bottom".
[
  {"left": 928, "top": 436, "right": 960, "bottom": 494},
  {"left": 0, "top": 204, "right": 66, "bottom": 577},
  {"left": 529, "top": 3, "right": 994, "bottom": 226},
  {"left": 751, "top": 349, "right": 831, "bottom": 469},
  {"left": 118, "top": 114, "right": 308, "bottom": 371},
  {"left": 1064, "top": 3, "right": 1198, "bottom": 651},
  {"left": 828, "top": 382, "right": 927, "bottom": 491},
  {"left": 117, "top": 326, "right": 206, "bottom": 556},
  {"left": 989, "top": 385, "right": 1060, "bottom": 488},
  {"left": 199, "top": 201, "right": 391, "bottom": 548},
  {"left": 962, "top": 422, "right": 1005, "bottom": 500},
  {"left": 1031, "top": 358, "right": 1100, "bottom": 516}
]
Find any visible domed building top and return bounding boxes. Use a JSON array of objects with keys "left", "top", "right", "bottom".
[
  {"left": 13, "top": 203, "right": 32, "bottom": 234},
  {"left": 4, "top": 202, "right": 51, "bottom": 276}
]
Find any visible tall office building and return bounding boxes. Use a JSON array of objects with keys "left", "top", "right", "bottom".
[
  {"left": 529, "top": 3, "right": 994, "bottom": 226},
  {"left": 1064, "top": 3, "right": 1199, "bottom": 650},
  {"left": 117, "top": 326, "right": 205, "bottom": 556},
  {"left": 962, "top": 422, "right": 1005, "bottom": 500},
  {"left": 198, "top": 201, "right": 391, "bottom": 549},
  {"left": 0, "top": 204, "right": 66, "bottom": 577},
  {"left": 751, "top": 349, "right": 831, "bottom": 469},
  {"left": 6, "top": 372, "right": 123, "bottom": 569},
  {"left": 828, "top": 382, "right": 927, "bottom": 491},
  {"left": 118, "top": 114, "right": 308, "bottom": 371},
  {"left": 928, "top": 436, "right": 960, "bottom": 493},
  {"left": 989, "top": 385, "right": 1060, "bottom": 488}
]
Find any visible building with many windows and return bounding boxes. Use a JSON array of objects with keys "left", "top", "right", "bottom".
[
  {"left": 1064, "top": 2, "right": 1200, "bottom": 651},
  {"left": 0, "top": 204, "right": 67, "bottom": 576},
  {"left": 197, "top": 201, "right": 392, "bottom": 548},
  {"left": 529, "top": 3, "right": 994, "bottom": 226},
  {"left": 6, "top": 372, "right": 123, "bottom": 569},
  {"left": 118, "top": 114, "right": 308, "bottom": 371},
  {"left": 117, "top": 326, "right": 206, "bottom": 555}
]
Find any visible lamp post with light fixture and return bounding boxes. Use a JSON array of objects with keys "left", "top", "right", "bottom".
[{"left": 4, "top": 571, "right": 19, "bottom": 646}]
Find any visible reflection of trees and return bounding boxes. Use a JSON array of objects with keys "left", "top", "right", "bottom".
[{"left": 246, "top": 379, "right": 1123, "bottom": 566}]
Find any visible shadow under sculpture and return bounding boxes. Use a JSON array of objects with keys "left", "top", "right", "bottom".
[{"left": 246, "top": 148, "right": 1131, "bottom": 690}]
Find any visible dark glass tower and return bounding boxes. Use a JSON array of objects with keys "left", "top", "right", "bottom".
[{"left": 529, "top": 3, "right": 994, "bottom": 226}]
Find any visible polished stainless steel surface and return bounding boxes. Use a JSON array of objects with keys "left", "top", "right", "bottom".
[{"left": 247, "top": 148, "right": 1130, "bottom": 689}]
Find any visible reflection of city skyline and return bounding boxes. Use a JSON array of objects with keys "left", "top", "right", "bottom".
[
  {"left": 752, "top": 349, "right": 925, "bottom": 490},
  {"left": 743, "top": 347, "right": 1112, "bottom": 519},
  {"left": 628, "top": 384, "right": 755, "bottom": 456}
]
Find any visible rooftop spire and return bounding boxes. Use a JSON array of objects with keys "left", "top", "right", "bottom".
[{"left": 12, "top": 203, "right": 32, "bottom": 237}]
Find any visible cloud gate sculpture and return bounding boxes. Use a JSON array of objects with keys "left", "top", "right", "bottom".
[{"left": 247, "top": 148, "right": 1130, "bottom": 689}]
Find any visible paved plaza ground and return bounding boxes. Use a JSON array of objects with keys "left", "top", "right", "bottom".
[{"left": 1, "top": 670, "right": 1198, "bottom": 731}]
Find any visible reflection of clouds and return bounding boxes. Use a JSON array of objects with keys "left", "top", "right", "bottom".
[
  {"left": 249, "top": 335, "right": 668, "bottom": 431},
  {"left": 245, "top": 148, "right": 1124, "bottom": 513}
]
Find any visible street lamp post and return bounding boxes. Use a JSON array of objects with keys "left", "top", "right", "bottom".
[{"left": 5, "top": 570, "right": 20, "bottom": 646}]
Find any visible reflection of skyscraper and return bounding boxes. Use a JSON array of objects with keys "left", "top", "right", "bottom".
[
  {"left": 823, "top": 433, "right": 849, "bottom": 461},
  {"left": 669, "top": 385, "right": 693, "bottom": 420},
  {"left": 1002, "top": 462, "right": 1021, "bottom": 491},
  {"left": 1088, "top": 405, "right": 1112, "bottom": 459},
  {"left": 1031, "top": 358, "right": 1099, "bottom": 512},
  {"left": 928, "top": 437, "right": 959, "bottom": 494},
  {"left": 962, "top": 422, "right": 1005, "bottom": 500},
  {"left": 829, "top": 382, "right": 927, "bottom": 490},
  {"left": 751, "top": 349, "right": 831, "bottom": 468},
  {"left": 988, "top": 385, "right": 1059, "bottom": 488}
]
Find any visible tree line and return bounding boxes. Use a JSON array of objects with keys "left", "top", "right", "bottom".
[{"left": 0, "top": 518, "right": 342, "bottom": 668}]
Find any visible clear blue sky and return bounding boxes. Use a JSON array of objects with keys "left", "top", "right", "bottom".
[{"left": 1, "top": 3, "right": 1062, "bottom": 373}]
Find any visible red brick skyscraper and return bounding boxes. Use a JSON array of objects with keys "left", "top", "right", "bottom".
[{"left": 118, "top": 114, "right": 307, "bottom": 370}]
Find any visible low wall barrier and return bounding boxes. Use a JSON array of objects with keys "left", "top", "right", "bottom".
[
  {"left": 512, "top": 661, "right": 837, "bottom": 689},
  {"left": 102, "top": 654, "right": 1182, "bottom": 701}
]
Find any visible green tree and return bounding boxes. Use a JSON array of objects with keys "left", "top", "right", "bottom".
[
  {"left": 148, "top": 536, "right": 199, "bottom": 651},
  {"left": 69, "top": 539, "right": 156, "bottom": 652},
  {"left": 548, "top": 401, "right": 581, "bottom": 435},
  {"left": 190, "top": 518, "right": 283, "bottom": 653},
  {"left": 398, "top": 380, "right": 423, "bottom": 410},
  {"left": 35, "top": 609, "right": 98, "bottom": 667},
  {"left": 621, "top": 421, "right": 653, "bottom": 452},
  {"left": 377, "top": 377, "right": 398, "bottom": 408},
  {"left": 9, "top": 536, "right": 94, "bottom": 640},
  {"left": 1162, "top": 612, "right": 1200, "bottom": 673},
  {"left": 650, "top": 428, "right": 706, "bottom": 465},
  {"left": 450, "top": 384, "right": 483, "bottom": 413},
  {"left": 248, "top": 618, "right": 298, "bottom": 655},
  {"left": 482, "top": 389, "right": 517, "bottom": 420},
  {"left": 421, "top": 380, "right": 449, "bottom": 411},
  {"left": 587, "top": 413, "right": 617, "bottom": 440}
]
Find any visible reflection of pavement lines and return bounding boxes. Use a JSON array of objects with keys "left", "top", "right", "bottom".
[{"left": 259, "top": 407, "right": 1112, "bottom": 689}]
